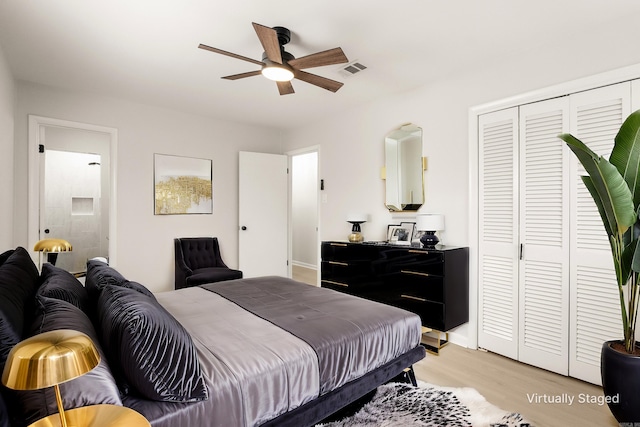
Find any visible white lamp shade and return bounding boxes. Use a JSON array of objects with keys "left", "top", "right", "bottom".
[
  {"left": 347, "top": 214, "right": 368, "bottom": 223},
  {"left": 416, "top": 214, "right": 444, "bottom": 231}
]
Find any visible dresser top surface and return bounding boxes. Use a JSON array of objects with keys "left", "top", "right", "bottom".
[{"left": 322, "top": 241, "right": 467, "bottom": 252}]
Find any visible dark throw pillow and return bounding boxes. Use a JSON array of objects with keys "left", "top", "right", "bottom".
[
  {"left": 85, "top": 259, "right": 126, "bottom": 304},
  {"left": 18, "top": 296, "right": 122, "bottom": 425},
  {"left": 37, "top": 263, "right": 90, "bottom": 313},
  {"left": 97, "top": 284, "right": 207, "bottom": 402},
  {"left": 119, "top": 280, "right": 157, "bottom": 300},
  {"left": 0, "top": 249, "right": 14, "bottom": 267},
  {"left": 0, "top": 247, "right": 40, "bottom": 367}
]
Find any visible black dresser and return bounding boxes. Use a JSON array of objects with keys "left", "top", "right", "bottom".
[{"left": 321, "top": 241, "right": 469, "bottom": 332}]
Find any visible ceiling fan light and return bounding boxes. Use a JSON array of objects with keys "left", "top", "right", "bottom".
[{"left": 261, "top": 65, "right": 294, "bottom": 82}]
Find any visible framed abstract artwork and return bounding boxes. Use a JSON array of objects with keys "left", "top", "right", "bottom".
[{"left": 154, "top": 154, "right": 213, "bottom": 215}]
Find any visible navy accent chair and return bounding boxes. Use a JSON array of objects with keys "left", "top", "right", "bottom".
[{"left": 174, "top": 237, "right": 243, "bottom": 289}]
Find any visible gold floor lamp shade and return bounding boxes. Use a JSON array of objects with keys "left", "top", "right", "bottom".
[{"left": 2, "top": 330, "right": 150, "bottom": 427}]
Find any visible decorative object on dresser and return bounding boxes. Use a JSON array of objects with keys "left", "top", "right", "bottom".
[
  {"left": 321, "top": 241, "right": 469, "bottom": 353},
  {"left": 347, "top": 214, "right": 368, "bottom": 242},
  {"left": 387, "top": 223, "right": 413, "bottom": 245},
  {"left": 174, "top": 237, "right": 242, "bottom": 289},
  {"left": 415, "top": 213, "right": 445, "bottom": 247},
  {"left": 33, "top": 238, "right": 72, "bottom": 267},
  {"left": 1, "top": 329, "right": 150, "bottom": 427}
]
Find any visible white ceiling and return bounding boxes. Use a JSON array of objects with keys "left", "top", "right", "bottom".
[{"left": 1, "top": 0, "right": 639, "bottom": 130}]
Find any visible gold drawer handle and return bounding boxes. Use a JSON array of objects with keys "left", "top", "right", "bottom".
[
  {"left": 328, "top": 261, "right": 349, "bottom": 266},
  {"left": 330, "top": 243, "right": 348, "bottom": 247},
  {"left": 401, "top": 270, "right": 432, "bottom": 277},
  {"left": 323, "top": 280, "right": 349, "bottom": 287},
  {"left": 401, "top": 294, "right": 427, "bottom": 302},
  {"left": 408, "top": 250, "right": 429, "bottom": 254}
]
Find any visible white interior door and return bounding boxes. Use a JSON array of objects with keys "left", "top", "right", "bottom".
[
  {"left": 477, "top": 107, "right": 520, "bottom": 359},
  {"left": 518, "top": 97, "right": 570, "bottom": 375},
  {"left": 569, "top": 82, "right": 630, "bottom": 385},
  {"left": 239, "top": 151, "right": 288, "bottom": 278}
]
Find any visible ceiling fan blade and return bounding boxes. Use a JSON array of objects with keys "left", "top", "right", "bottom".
[
  {"left": 288, "top": 47, "right": 348, "bottom": 70},
  {"left": 295, "top": 70, "right": 344, "bottom": 93},
  {"left": 222, "top": 70, "right": 262, "bottom": 80},
  {"left": 198, "top": 44, "right": 264, "bottom": 67},
  {"left": 276, "top": 81, "right": 295, "bottom": 95},
  {"left": 252, "top": 22, "right": 283, "bottom": 64}
]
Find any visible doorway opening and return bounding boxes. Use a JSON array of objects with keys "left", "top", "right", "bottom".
[
  {"left": 28, "top": 116, "right": 117, "bottom": 271},
  {"left": 288, "top": 147, "right": 320, "bottom": 285}
]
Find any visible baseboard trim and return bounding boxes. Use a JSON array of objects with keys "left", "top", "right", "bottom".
[{"left": 292, "top": 261, "right": 317, "bottom": 270}]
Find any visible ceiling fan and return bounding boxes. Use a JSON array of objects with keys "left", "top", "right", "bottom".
[{"left": 199, "top": 22, "right": 349, "bottom": 95}]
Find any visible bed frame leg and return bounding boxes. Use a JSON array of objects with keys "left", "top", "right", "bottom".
[{"left": 401, "top": 366, "right": 418, "bottom": 387}]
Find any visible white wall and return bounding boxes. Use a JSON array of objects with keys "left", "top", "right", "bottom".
[
  {"left": 14, "top": 82, "right": 283, "bottom": 291},
  {"left": 281, "top": 22, "right": 640, "bottom": 346},
  {"left": 0, "top": 45, "right": 15, "bottom": 249}
]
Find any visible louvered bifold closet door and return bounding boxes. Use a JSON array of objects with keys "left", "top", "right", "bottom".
[
  {"left": 518, "top": 98, "right": 570, "bottom": 375},
  {"left": 569, "top": 82, "right": 631, "bottom": 385},
  {"left": 478, "top": 108, "right": 519, "bottom": 359}
]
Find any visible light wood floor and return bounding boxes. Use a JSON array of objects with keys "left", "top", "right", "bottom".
[
  {"left": 294, "top": 265, "right": 617, "bottom": 425},
  {"left": 292, "top": 265, "right": 317, "bottom": 286},
  {"left": 414, "top": 344, "right": 618, "bottom": 426}
]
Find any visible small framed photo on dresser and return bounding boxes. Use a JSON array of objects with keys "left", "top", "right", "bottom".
[{"left": 388, "top": 223, "right": 413, "bottom": 245}]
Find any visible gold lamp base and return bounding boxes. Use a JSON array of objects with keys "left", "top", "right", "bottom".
[
  {"left": 348, "top": 232, "right": 363, "bottom": 242},
  {"left": 28, "top": 405, "right": 150, "bottom": 427}
]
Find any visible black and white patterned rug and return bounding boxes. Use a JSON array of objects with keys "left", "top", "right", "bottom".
[{"left": 316, "top": 381, "right": 533, "bottom": 427}]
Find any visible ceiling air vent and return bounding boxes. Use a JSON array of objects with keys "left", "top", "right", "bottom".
[{"left": 338, "top": 61, "right": 367, "bottom": 78}]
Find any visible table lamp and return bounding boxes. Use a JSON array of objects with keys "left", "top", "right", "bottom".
[
  {"left": 416, "top": 213, "right": 445, "bottom": 247},
  {"left": 347, "top": 214, "right": 368, "bottom": 242},
  {"left": 33, "top": 239, "right": 72, "bottom": 266},
  {"left": 2, "top": 329, "right": 150, "bottom": 427}
]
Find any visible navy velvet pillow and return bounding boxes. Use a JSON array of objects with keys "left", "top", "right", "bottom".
[
  {"left": 0, "top": 247, "right": 40, "bottom": 368},
  {"left": 0, "top": 249, "right": 13, "bottom": 267},
  {"left": 85, "top": 259, "right": 126, "bottom": 303},
  {"left": 97, "top": 284, "right": 207, "bottom": 402},
  {"left": 37, "top": 263, "right": 90, "bottom": 313},
  {"left": 18, "top": 296, "right": 123, "bottom": 425},
  {"left": 118, "top": 280, "right": 157, "bottom": 300}
]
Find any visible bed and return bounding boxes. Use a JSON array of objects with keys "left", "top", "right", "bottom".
[{"left": 0, "top": 248, "right": 425, "bottom": 427}]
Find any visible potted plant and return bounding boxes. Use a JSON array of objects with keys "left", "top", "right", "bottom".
[{"left": 560, "top": 110, "right": 640, "bottom": 423}]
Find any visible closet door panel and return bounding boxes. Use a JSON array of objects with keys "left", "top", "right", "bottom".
[
  {"left": 478, "top": 108, "right": 519, "bottom": 359},
  {"left": 518, "top": 98, "right": 570, "bottom": 375},
  {"left": 569, "top": 82, "right": 631, "bottom": 385}
]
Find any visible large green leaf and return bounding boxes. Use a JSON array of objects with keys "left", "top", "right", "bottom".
[
  {"left": 632, "top": 237, "right": 640, "bottom": 273},
  {"left": 611, "top": 110, "right": 640, "bottom": 208},
  {"left": 582, "top": 176, "right": 614, "bottom": 238},
  {"left": 560, "top": 133, "right": 636, "bottom": 236}
]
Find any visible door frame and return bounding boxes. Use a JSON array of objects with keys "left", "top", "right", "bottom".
[
  {"left": 28, "top": 115, "right": 118, "bottom": 266},
  {"left": 287, "top": 145, "right": 321, "bottom": 284}
]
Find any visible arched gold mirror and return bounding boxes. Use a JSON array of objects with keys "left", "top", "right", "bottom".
[{"left": 384, "top": 124, "right": 424, "bottom": 211}]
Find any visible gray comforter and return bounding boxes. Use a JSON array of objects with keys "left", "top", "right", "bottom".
[{"left": 142, "top": 276, "right": 422, "bottom": 427}]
